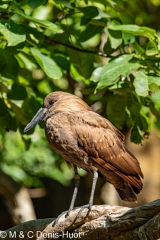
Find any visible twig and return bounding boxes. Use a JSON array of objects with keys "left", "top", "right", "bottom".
[{"left": 46, "top": 38, "right": 109, "bottom": 58}]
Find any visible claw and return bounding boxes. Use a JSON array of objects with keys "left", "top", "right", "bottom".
[
  {"left": 53, "top": 204, "right": 92, "bottom": 226},
  {"left": 53, "top": 210, "right": 70, "bottom": 226},
  {"left": 76, "top": 204, "right": 92, "bottom": 218}
]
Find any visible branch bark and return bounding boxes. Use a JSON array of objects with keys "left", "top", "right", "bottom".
[
  {"left": 1, "top": 199, "right": 160, "bottom": 240},
  {"left": 46, "top": 38, "right": 109, "bottom": 58}
]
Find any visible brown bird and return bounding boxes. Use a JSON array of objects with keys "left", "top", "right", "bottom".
[{"left": 24, "top": 91, "right": 143, "bottom": 218}]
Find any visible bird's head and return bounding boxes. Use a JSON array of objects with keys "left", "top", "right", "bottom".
[
  {"left": 24, "top": 91, "right": 91, "bottom": 133},
  {"left": 24, "top": 91, "right": 68, "bottom": 133}
]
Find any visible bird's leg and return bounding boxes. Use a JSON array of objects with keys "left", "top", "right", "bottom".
[
  {"left": 53, "top": 165, "right": 80, "bottom": 225},
  {"left": 66, "top": 165, "right": 80, "bottom": 216},
  {"left": 77, "top": 171, "right": 98, "bottom": 218}
]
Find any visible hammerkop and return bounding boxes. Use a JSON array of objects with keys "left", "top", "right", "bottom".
[{"left": 24, "top": 91, "right": 143, "bottom": 217}]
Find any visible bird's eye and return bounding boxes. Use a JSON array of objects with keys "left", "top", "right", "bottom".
[{"left": 49, "top": 100, "right": 54, "bottom": 105}]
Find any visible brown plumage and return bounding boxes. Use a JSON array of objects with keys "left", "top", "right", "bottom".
[{"left": 24, "top": 91, "right": 143, "bottom": 207}]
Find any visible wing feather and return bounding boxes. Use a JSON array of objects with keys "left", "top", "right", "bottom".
[{"left": 69, "top": 111, "right": 143, "bottom": 193}]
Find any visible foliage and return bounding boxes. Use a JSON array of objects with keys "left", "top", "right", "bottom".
[{"left": 0, "top": 0, "right": 160, "bottom": 185}]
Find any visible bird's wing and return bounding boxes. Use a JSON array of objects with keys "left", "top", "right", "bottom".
[{"left": 69, "top": 111, "right": 143, "bottom": 190}]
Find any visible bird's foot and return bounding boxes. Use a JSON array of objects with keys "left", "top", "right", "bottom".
[
  {"left": 53, "top": 204, "right": 92, "bottom": 226},
  {"left": 76, "top": 204, "right": 92, "bottom": 218},
  {"left": 53, "top": 210, "right": 71, "bottom": 226}
]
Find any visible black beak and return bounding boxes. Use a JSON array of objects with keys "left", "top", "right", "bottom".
[{"left": 24, "top": 107, "right": 48, "bottom": 133}]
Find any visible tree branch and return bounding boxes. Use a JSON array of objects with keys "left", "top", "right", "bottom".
[
  {"left": 46, "top": 38, "right": 109, "bottom": 58},
  {"left": 2, "top": 199, "right": 160, "bottom": 240}
]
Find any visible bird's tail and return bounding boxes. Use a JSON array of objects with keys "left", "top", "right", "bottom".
[{"left": 116, "top": 182, "right": 138, "bottom": 202}]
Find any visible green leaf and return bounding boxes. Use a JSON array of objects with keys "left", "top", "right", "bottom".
[
  {"left": 54, "top": 0, "right": 74, "bottom": 8},
  {"left": 91, "top": 54, "right": 133, "bottom": 82},
  {"left": 7, "top": 83, "right": 27, "bottom": 100},
  {"left": 30, "top": 48, "right": 63, "bottom": 79},
  {"left": 0, "top": 110, "right": 17, "bottom": 131},
  {"left": 91, "top": 54, "right": 140, "bottom": 89},
  {"left": 106, "top": 94, "right": 127, "bottom": 129},
  {"left": 53, "top": 54, "right": 70, "bottom": 71},
  {"left": 105, "top": 28, "right": 122, "bottom": 49},
  {"left": 81, "top": 6, "right": 99, "bottom": 19},
  {"left": 148, "top": 76, "right": 160, "bottom": 86},
  {"left": 133, "top": 71, "right": 148, "bottom": 97},
  {"left": 131, "top": 124, "right": 143, "bottom": 144},
  {"left": 14, "top": 7, "right": 63, "bottom": 33},
  {"left": 23, "top": 25, "right": 44, "bottom": 45},
  {"left": 0, "top": 98, "right": 8, "bottom": 116},
  {"left": 0, "top": 82, "right": 8, "bottom": 93},
  {"left": 125, "top": 93, "right": 141, "bottom": 128},
  {"left": 132, "top": 41, "right": 145, "bottom": 54},
  {"left": 0, "top": 98, "right": 17, "bottom": 131},
  {"left": 21, "top": 133, "right": 32, "bottom": 150},
  {"left": 108, "top": 24, "right": 143, "bottom": 32},
  {"left": 21, "top": 96, "right": 43, "bottom": 128},
  {"left": 108, "top": 24, "right": 155, "bottom": 40},
  {"left": 146, "top": 41, "right": 159, "bottom": 56},
  {"left": 68, "top": 49, "right": 94, "bottom": 79},
  {"left": 0, "top": 20, "right": 26, "bottom": 46},
  {"left": 9, "top": 100, "right": 28, "bottom": 126},
  {"left": 79, "top": 25, "right": 101, "bottom": 42},
  {"left": 26, "top": 0, "right": 48, "bottom": 9},
  {"left": 150, "top": 103, "right": 160, "bottom": 121},
  {"left": 150, "top": 89, "right": 160, "bottom": 103},
  {"left": 140, "top": 107, "right": 151, "bottom": 133},
  {"left": 131, "top": 108, "right": 150, "bottom": 143},
  {"left": 0, "top": 49, "right": 19, "bottom": 78},
  {"left": 103, "top": 38, "right": 115, "bottom": 55}
]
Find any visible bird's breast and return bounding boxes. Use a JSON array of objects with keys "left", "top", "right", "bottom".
[{"left": 44, "top": 115, "right": 92, "bottom": 170}]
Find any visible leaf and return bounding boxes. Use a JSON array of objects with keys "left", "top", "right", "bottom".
[
  {"left": 125, "top": 93, "right": 141, "bottom": 128},
  {"left": 131, "top": 124, "right": 143, "bottom": 144},
  {"left": 131, "top": 109, "right": 150, "bottom": 143},
  {"left": 7, "top": 83, "right": 27, "bottom": 100},
  {"left": 54, "top": 0, "right": 74, "bottom": 8},
  {"left": 133, "top": 71, "right": 148, "bottom": 97},
  {"left": 26, "top": 0, "right": 48, "bottom": 9},
  {"left": 0, "top": 98, "right": 8, "bottom": 116},
  {"left": 53, "top": 54, "right": 70, "bottom": 71},
  {"left": 68, "top": 49, "right": 94, "bottom": 79},
  {"left": 132, "top": 41, "right": 145, "bottom": 54},
  {"left": 0, "top": 20, "right": 26, "bottom": 46},
  {"left": 81, "top": 6, "right": 99, "bottom": 19},
  {"left": 21, "top": 96, "right": 43, "bottom": 129},
  {"left": 148, "top": 76, "right": 160, "bottom": 86},
  {"left": 14, "top": 7, "right": 63, "bottom": 33},
  {"left": 0, "top": 98, "right": 17, "bottom": 131},
  {"left": 0, "top": 82, "right": 8, "bottom": 93},
  {"left": 23, "top": 25, "right": 44, "bottom": 45},
  {"left": 30, "top": 48, "right": 63, "bottom": 79},
  {"left": 9, "top": 100, "right": 28, "bottom": 126},
  {"left": 108, "top": 24, "right": 143, "bottom": 33},
  {"left": 150, "top": 103, "right": 160, "bottom": 121},
  {"left": 105, "top": 28, "right": 122, "bottom": 49},
  {"left": 146, "top": 41, "right": 159, "bottom": 56},
  {"left": 0, "top": 110, "right": 17, "bottom": 131},
  {"left": 22, "top": 134, "right": 32, "bottom": 150},
  {"left": 106, "top": 94, "right": 127, "bottom": 129},
  {"left": 79, "top": 25, "right": 101, "bottom": 42},
  {"left": 150, "top": 89, "right": 160, "bottom": 103},
  {"left": 91, "top": 54, "right": 133, "bottom": 81},
  {"left": 108, "top": 24, "right": 155, "bottom": 40},
  {"left": 91, "top": 54, "right": 140, "bottom": 89},
  {"left": 0, "top": 49, "right": 19, "bottom": 78},
  {"left": 140, "top": 107, "right": 151, "bottom": 132}
]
